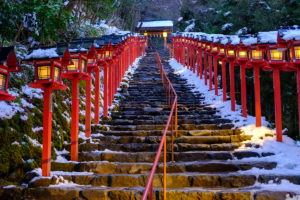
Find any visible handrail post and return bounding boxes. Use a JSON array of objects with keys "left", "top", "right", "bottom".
[
  {"left": 163, "top": 137, "right": 167, "bottom": 200},
  {"left": 175, "top": 99, "right": 178, "bottom": 137},
  {"left": 149, "top": 181, "right": 153, "bottom": 200}
]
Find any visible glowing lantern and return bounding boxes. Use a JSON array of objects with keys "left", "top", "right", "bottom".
[{"left": 23, "top": 44, "right": 71, "bottom": 177}]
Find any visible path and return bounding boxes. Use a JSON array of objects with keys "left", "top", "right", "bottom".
[{"left": 1, "top": 50, "right": 297, "bottom": 200}]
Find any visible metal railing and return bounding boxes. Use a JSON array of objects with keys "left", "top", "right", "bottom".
[
  {"left": 166, "top": 43, "right": 173, "bottom": 58},
  {"left": 141, "top": 52, "right": 178, "bottom": 200}
]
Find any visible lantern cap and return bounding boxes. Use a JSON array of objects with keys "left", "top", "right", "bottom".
[
  {"left": 24, "top": 44, "right": 69, "bottom": 61},
  {"left": 0, "top": 46, "right": 22, "bottom": 72},
  {"left": 258, "top": 31, "right": 278, "bottom": 44},
  {"left": 276, "top": 26, "right": 300, "bottom": 41},
  {"left": 94, "top": 38, "right": 105, "bottom": 49},
  {"left": 68, "top": 41, "right": 89, "bottom": 53}
]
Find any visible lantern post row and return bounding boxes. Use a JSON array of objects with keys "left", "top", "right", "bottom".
[
  {"left": 172, "top": 27, "right": 300, "bottom": 142},
  {"left": 10, "top": 33, "right": 144, "bottom": 177}
]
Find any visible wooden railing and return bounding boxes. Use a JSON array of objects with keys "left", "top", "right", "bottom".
[{"left": 141, "top": 52, "right": 178, "bottom": 200}]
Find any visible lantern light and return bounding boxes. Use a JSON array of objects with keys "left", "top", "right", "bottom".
[
  {"left": 270, "top": 49, "right": 283, "bottom": 60},
  {"left": 228, "top": 50, "right": 235, "bottom": 56},
  {"left": 239, "top": 51, "right": 247, "bottom": 58},
  {"left": 0, "top": 73, "right": 7, "bottom": 91},
  {"left": 163, "top": 32, "right": 168, "bottom": 38},
  {"left": 252, "top": 50, "right": 263, "bottom": 59}
]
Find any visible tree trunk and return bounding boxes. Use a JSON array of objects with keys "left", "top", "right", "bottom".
[
  {"left": 65, "top": 0, "right": 78, "bottom": 12},
  {"left": 10, "top": 22, "right": 24, "bottom": 46}
]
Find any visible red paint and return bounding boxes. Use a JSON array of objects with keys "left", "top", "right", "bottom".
[
  {"left": 71, "top": 78, "right": 79, "bottom": 161},
  {"left": 298, "top": 69, "right": 300, "bottom": 137},
  {"left": 214, "top": 57, "right": 218, "bottom": 96},
  {"left": 209, "top": 55, "right": 212, "bottom": 91},
  {"left": 85, "top": 77, "right": 91, "bottom": 138},
  {"left": 94, "top": 71, "right": 100, "bottom": 124},
  {"left": 254, "top": 67, "right": 261, "bottom": 126},
  {"left": 187, "top": 47, "right": 189, "bottom": 69},
  {"left": 273, "top": 68, "right": 282, "bottom": 142},
  {"left": 204, "top": 53, "right": 207, "bottom": 85},
  {"left": 200, "top": 51, "right": 203, "bottom": 79},
  {"left": 222, "top": 62, "right": 227, "bottom": 102},
  {"left": 230, "top": 62, "right": 235, "bottom": 111},
  {"left": 103, "top": 67, "right": 108, "bottom": 117},
  {"left": 42, "top": 88, "right": 52, "bottom": 177},
  {"left": 240, "top": 65, "right": 247, "bottom": 118}
]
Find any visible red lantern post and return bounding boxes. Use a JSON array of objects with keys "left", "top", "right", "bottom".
[
  {"left": 23, "top": 44, "right": 71, "bottom": 176},
  {"left": 61, "top": 41, "right": 92, "bottom": 161},
  {"left": 277, "top": 27, "right": 300, "bottom": 139},
  {"left": 258, "top": 31, "right": 288, "bottom": 142},
  {"left": 233, "top": 36, "right": 251, "bottom": 118},
  {"left": 244, "top": 37, "right": 265, "bottom": 127}
]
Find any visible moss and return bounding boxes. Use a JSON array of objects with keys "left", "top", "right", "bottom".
[{"left": 102, "top": 117, "right": 112, "bottom": 121}]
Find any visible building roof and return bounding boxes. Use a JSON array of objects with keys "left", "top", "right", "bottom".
[{"left": 137, "top": 19, "right": 173, "bottom": 28}]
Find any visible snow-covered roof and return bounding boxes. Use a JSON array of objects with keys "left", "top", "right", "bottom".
[
  {"left": 258, "top": 31, "right": 278, "bottom": 44},
  {"left": 137, "top": 20, "right": 173, "bottom": 28},
  {"left": 241, "top": 36, "right": 258, "bottom": 46},
  {"left": 277, "top": 26, "right": 300, "bottom": 41}
]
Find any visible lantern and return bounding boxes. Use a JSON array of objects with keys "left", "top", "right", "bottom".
[
  {"left": 23, "top": 44, "right": 71, "bottom": 177},
  {"left": 60, "top": 41, "right": 92, "bottom": 162},
  {"left": 258, "top": 31, "right": 289, "bottom": 143},
  {"left": 0, "top": 47, "right": 23, "bottom": 101}
]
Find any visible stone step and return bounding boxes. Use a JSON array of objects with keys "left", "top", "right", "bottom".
[
  {"left": 87, "top": 135, "right": 252, "bottom": 145},
  {"left": 28, "top": 173, "right": 290, "bottom": 188},
  {"left": 92, "top": 124, "right": 235, "bottom": 132},
  {"left": 2, "top": 186, "right": 297, "bottom": 200},
  {"left": 73, "top": 151, "right": 274, "bottom": 162},
  {"left": 50, "top": 160, "right": 277, "bottom": 174}
]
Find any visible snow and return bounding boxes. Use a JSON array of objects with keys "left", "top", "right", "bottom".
[
  {"left": 136, "top": 20, "right": 173, "bottom": 28},
  {"left": 11, "top": 141, "right": 21, "bottom": 146},
  {"left": 282, "top": 29, "right": 300, "bottom": 41},
  {"left": 258, "top": 31, "right": 278, "bottom": 44},
  {"left": 21, "top": 85, "right": 43, "bottom": 99},
  {"left": 222, "top": 23, "right": 233, "bottom": 30},
  {"left": 185, "top": 20, "right": 195, "bottom": 32},
  {"left": 32, "top": 127, "right": 43, "bottom": 133},
  {"left": 224, "top": 11, "right": 231, "bottom": 16},
  {"left": 25, "top": 48, "right": 59, "bottom": 59},
  {"left": 169, "top": 58, "right": 300, "bottom": 178},
  {"left": 26, "top": 135, "right": 42, "bottom": 147},
  {"left": 0, "top": 101, "right": 24, "bottom": 119},
  {"left": 242, "top": 37, "right": 258, "bottom": 46},
  {"left": 178, "top": 17, "right": 183, "bottom": 22}
]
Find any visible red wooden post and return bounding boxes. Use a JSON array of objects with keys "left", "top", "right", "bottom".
[
  {"left": 187, "top": 47, "right": 189, "bottom": 69},
  {"left": 197, "top": 51, "right": 200, "bottom": 77},
  {"left": 193, "top": 48, "right": 195, "bottom": 73},
  {"left": 103, "top": 67, "right": 108, "bottom": 117},
  {"left": 214, "top": 57, "right": 218, "bottom": 96},
  {"left": 230, "top": 62, "right": 235, "bottom": 111},
  {"left": 204, "top": 53, "right": 207, "bottom": 85},
  {"left": 222, "top": 61, "right": 227, "bottom": 102},
  {"left": 200, "top": 51, "right": 203, "bottom": 79},
  {"left": 108, "top": 64, "right": 113, "bottom": 106},
  {"left": 254, "top": 67, "right": 262, "bottom": 126},
  {"left": 182, "top": 45, "right": 185, "bottom": 67},
  {"left": 209, "top": 55, "right": 213, "bottom": 91},
  {"left": 240, "top": 65, "right": 247, "bottom": 118},
  {"left": 71, "top": 78, "right": 79, "bottom": 161},
  {"left": 42, "top": 88, "right": 53, "bottom": 177},
  {"left": 85, "top": 77, "right": 91, "bottom": 138},
  {"left": 94, "top": 71, "right": 100, "bottom": 124},
  {"left": 298, "top": 69, "right": 300, "bottom": 137},
  {"left": 273, "top": 68, "right": 282, "bottom": 142}
]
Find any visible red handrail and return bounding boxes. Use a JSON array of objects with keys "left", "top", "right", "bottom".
[
  {"left": 166, "top": 43, "right": 173, "bottom": 58},
  {"left": 141, "top": 52, "right": 178, "bottom": 200}
]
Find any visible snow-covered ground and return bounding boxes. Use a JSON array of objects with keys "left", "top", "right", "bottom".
[{"left": 169, "top": 58, "right": 300, "bottom": 195}]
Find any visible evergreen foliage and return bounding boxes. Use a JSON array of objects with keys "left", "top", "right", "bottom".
[{"left": 178, "top": 0, "right": 300, "bottom": 140}]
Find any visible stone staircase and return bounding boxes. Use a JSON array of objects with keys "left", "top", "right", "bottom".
[{"left": 2, "top": 50, "right": 299, "bottom": 200}]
